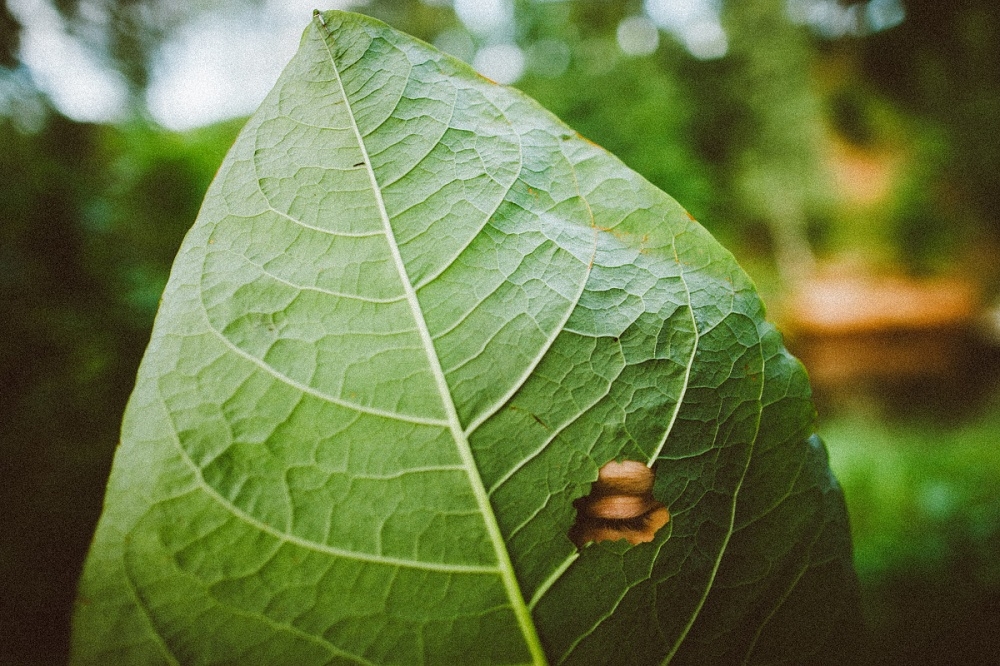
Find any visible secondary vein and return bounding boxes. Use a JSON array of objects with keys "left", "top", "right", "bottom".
[
  {"left": 660, "top": 313, "right": 767, "bottom": 665},
  {"left": 162, "top": 388, "right": 498, "bottom": 573},
  {"left": 647, "top": 261, "right": 700, "bottom": 466}
]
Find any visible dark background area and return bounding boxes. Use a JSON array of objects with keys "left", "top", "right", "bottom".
[{"left": 2, "top": 0, "right": 999, "bottom": 663}]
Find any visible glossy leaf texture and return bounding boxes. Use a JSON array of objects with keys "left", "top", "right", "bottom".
[{"left": 71, "top": 11, "right": 858, "bottom": 666}]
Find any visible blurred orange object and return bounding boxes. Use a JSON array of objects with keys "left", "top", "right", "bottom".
[
  {"left": 783, "top": 273, "right": 978, "bottom": 335},
  {"left": 780, "top": 269, "right": 982, "bottom": 388}
]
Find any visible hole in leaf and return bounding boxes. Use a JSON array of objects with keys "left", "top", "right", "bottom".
[{"left": 568, "top": 459, "right": 670, "bottom": 547}]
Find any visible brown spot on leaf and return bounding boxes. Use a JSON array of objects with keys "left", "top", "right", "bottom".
[
  {"left": 508, "top": 404, "right": 552, "bottom": 431},
  {"left": 569, "top": 460, "right": 669, "bottom": 547},
  {"left": 531, "top": 413, "right": 551, "bottom": 431},
  {"left": 575, "top": 131, "right": 603, "bottom": 148}
]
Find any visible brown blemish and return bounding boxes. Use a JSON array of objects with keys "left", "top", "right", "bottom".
[
  {"left": 508, "top": 404, "right": 552, "bottom": 431},
  {"left": 569, "top": 460, "right": 670, "bottom": 547},
  {"left": 531, "top": 413, "right": 552, "bottom": 431},
  {"left": 575, "top": 131, "right": 603, "bottom": 149},
  {"left": 595, "top": 224, "right": 636, "bottom": 246}
]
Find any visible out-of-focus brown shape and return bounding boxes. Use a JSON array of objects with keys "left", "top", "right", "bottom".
[
  {"left": 784, "top": 272, "right": 978, "bottom": 336},
  {"left": 569, "top": 460, "right": 669, "bottom": 547},
  {"left": 781, "top": 267, "right": 982, "bottom": 387},
  {"left": 793, "top": 330, "right": 965, "bottom": 384},
  {"left": 827, "top": 135, "right": 903, "bottom": 209}
]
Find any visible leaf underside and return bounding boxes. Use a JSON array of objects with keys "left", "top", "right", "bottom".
[{"left": 71, "top": 11, "right": 857, "bottom": 666}]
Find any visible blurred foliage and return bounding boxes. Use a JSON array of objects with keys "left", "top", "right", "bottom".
[
  {"left": 823, "top": 403, "right": 1000, "bottom": 664},
  {"left": 0, "top": 0, "right": 18, "bottom": 68},
  {"left": 808, "top": 0, "right": 1000, "bottom": 277},
  {"left": 3, "top": 0, "right": 1000, "bottom": 664},
  {"left": 829, "top": 409, "right": 1000, "bottom": 584},
  {"left": 15, "top": 0, "right": 248, "bottom": 93},
  {"left": 716, "top": 0, "right": 829, "bottom": 280},
  {"left": 859, "top": 0, "right": 1000, "bottom": 243},
  {"left": 0, "top": 113, "right": 240, "bottom": 663},
  {"left": 512, "top": 1, "right": 714, "bottom": 228}
]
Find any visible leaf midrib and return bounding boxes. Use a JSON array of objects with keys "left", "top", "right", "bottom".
[{"left": 314, "top": 13, "right": 548, "bottom": 666}]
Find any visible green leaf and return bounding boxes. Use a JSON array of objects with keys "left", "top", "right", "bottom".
[{"left": 71, "top": 11, "right": 858, "bottom": 665}]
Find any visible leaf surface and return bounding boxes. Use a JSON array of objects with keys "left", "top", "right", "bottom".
[{"left": 71, "top": 11, "right": 858, "bottom": 665}]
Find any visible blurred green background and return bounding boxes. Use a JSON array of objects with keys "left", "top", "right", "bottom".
[{"left": 2, "top": 0, "right": 999, "bottom": 663}]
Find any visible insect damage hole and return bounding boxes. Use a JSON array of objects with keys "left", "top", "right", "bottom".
[{"left": 568, "top": 460, "right": 669, "bottom": 547}]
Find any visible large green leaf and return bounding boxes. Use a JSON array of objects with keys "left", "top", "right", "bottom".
[{"left": 71, "top": 11, "right": 858, "bottom": 665}]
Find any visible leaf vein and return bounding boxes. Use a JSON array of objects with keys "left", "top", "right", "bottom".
[
  {"left": 120, "top": 561, "right": 182, "bottom": 666},
  {"left": 462, "top": 142, "right": 600, "bottom": 435},
  {"left": 647, "top": 263, "right": 699, "bottom": 465},
  {"left": 220, "top": 248, "right": 408, "bottom": 304},
  {"left": 486, "top": 354, "right": 623, "bottom": 496},
  {"left": 557, "top": 536, "right": 673, "bottom": 663},
  {"left": 661, "top": 315, "right": 767, "bottom": 664},
  {"left": 350, "top": 464, "right": 467, "bottom": 481},
  {"left": 161, "top": 394, "right": 499, "bottom": 574},
  {"left": 250, "top": 172, "right": 385, "bottom": 239},
  {"left": 314, "top": 16, "right": 547, "bottom": 664},
  {"left": 411, "top": 96, "right": 523, "bottom": 292},
  {"left": 197, "top": 306, "right": 449, "bottom": 427},
  {"left": 741, "top": 530, "right": 822, "bottom": 665}
]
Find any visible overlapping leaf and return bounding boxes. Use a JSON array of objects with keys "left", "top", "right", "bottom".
[{"left": 71, "top": 11, "right": 858, "bottom": 665}]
